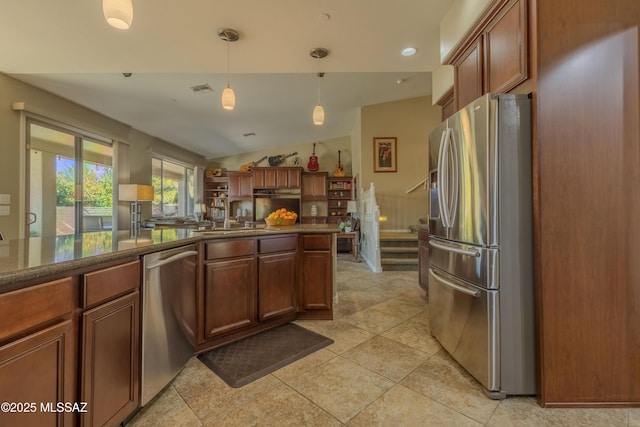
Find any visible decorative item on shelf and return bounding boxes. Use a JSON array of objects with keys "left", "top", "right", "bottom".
[
  {"left": 307, "top": 142, "right": 320, "bottom": 171},
  {"left": 218, "top": 28, "right": 240, "bottom": 111},
  {"left": 102, "top": 0, "right": 133, "bottom": 30},
  {"left": 205, "top": 167, "right": 223, "bottom": 178},
  {"left": 239, "top": 156, "right": 267, "bottom": 172},
  {"left": 333, "top": 150, "right": 346, "bottom": 177},
  {"left": 374, "top": 137, "right": 397, "bottom": 172},
  {"left": 267, "top": 151, "right": 298, "bottom": 166},
  {"left": 119, "top": 184, "right": 154, "bottom": 236}
]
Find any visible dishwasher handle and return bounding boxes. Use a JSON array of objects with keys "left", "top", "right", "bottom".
[{"left": 146, "top": 251, "right": 198, "bottom": 270}]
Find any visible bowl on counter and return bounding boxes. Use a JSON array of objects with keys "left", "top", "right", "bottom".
[{"left": 264, "top": 218, "right": 296, "bottom": 227}]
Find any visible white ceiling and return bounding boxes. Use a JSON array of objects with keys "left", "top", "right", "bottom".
[{"left": 1, "top": 0, "right": 453, "bottom": 159}]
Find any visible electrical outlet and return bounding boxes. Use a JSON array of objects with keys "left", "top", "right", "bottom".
[
  {"left": 0, "top": 194, "right": 9, "bottom": 204},
  {"left": 0, "top": 206, "right": 9, "bottom": 216}
]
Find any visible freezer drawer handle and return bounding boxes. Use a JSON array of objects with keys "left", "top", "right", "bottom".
[
  {"left": 430, "top": 268, "right": 480, "bottom": 297},
  {"left": 429, "top": 240, "right": 480, "bottom": 257},
  {"left": 146, "top": 251, "right": 198, "bottom": 270}
]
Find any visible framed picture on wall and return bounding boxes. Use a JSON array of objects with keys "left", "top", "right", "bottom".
[{"left": 373, "top": 137, "right": 397, "bottom": 172}]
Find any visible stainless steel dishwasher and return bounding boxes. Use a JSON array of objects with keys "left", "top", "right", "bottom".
[{"left": 141, "top": 244, "right": 198, "bottom": 406}]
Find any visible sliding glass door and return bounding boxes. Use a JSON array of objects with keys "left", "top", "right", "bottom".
[{"left": 26, "top": 119, "right": 113, "bottom": 237}]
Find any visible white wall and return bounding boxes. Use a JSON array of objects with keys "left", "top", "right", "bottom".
[{"left": 440, "top": 0, "right": 495, "bottom": 62}]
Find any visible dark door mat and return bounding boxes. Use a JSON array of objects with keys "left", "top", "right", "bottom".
[{"left": 197, "top": 323, "right": 333, "bottom": 388}]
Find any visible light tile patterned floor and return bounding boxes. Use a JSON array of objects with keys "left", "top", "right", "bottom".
[{"left": 127, "top": 255, "right": 640, "bottom": 426}]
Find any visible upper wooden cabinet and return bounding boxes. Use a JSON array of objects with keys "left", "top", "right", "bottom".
[
  {"left": 484, "top": 0, "right": 528, "bottom": 93},
  {"left": 453, "top": 36, "right": 484, "bottom": 110},
  {"left": 448, "top": 0, "right": 528, "bottom": 110},
  {"left": 253, "top": 167, "right": 302, "bottom": 190},
  {"left": 227, "top": 172, "right": 253, "bottom": 199},
  {"left": 301, "top": 172, "right": 328, "bottom": 199}
]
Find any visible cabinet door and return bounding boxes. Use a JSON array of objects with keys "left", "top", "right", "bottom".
[
  {"left": 276, "top": 168, "right": 289, "bottom": 189},
  {"left": 454, "top": 36, "right": 484, "bottom": 110},
  {"left": 228, "top": 173, "right": 242, "bottom": 198},
  {"left": 264, "top": 168, "right": 277, "bottom": 188},
  {"left": 301, "top": 251, "right": 332, "bottom": 311},
  {"left": 252, "top": 169, "right": 266, "bottom": 189},
  {"left": 0, "top": 320, "right": 77, "bottom": 427},
  {"left": 302, "top": 174, "right": 327, "bottom": 199},
  {"left": 81, "top": 291, "right": 140, "bottom": 427},
  {"left": 258, "top": 252, "right": 297, "bottom": 321},
  {"left": 484, "top": 0, "right": 528, "bottom": 93},
  {"left": 287, "top": 168, "right": 301, "bottom": 189},
  {"left": 204, "top": 257, "right": 257, "bottom": 338},
  {"left": 239, "top": 173, "right": 253, "bottom": 197}
]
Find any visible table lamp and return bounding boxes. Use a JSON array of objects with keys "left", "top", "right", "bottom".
[{"left": 119, "top": 184, "right": 154, "bottom": 234}]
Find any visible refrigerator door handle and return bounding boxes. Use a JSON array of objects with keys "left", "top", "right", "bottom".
[
  {"left": 440, "top": 128, "right": 453, "bottom": 227},
  {"left": 430, "top": 268, "right": 480, "bottom": 297},
  {"left": 447, "top": 129, "right": 459, "bottom": 227},
  {"left": 429, "top": 240, "right": 480, "bottom": 257},
  {"left": 436, "top": 129, "right": 449, "bottom": 227}
]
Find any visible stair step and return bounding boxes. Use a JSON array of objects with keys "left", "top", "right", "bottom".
[
  {"left": 381, "top": 257, "right": 419, "bottom": 271},
  {"left": 380, "top": 247, "right": 418, "bottom": 253}
]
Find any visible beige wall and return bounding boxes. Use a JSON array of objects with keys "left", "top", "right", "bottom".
[
  {"left": 0, "top": 74, "right": 207, "bottom": 239},
  {"left": 360, "top": 96, "right": 441, "bottom": 231},
  {"left": 208, "top": 136, "right": 353, "bottom": 175}
]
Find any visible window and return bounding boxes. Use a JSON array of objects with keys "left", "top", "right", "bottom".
[
  {"left": 152, "top": 157, "right": 194, "bottom": 217},
  {"left": 27, "top": 119, "right": 113, "bottom": 237}
]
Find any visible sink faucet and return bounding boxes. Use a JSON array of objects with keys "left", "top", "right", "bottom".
[{"left": 223, "top": 198, "right": 230, "bottom": 229}]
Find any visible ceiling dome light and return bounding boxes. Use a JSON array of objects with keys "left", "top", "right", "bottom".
[
  {"left": 401, "top": 47, "right": 418, "bottom": 57},
  {"left": 103, "top": 0, "right": 133, "bottom": 30}
]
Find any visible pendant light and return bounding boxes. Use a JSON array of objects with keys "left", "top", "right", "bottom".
[
  {"left": 218, "top": 28, "right": 239, "bottom": 111},
  {"left": 102, "top": 0, "right": 133, "bottom": 30},
  {"left": 310, "top": 48, "right": 328, "bottom": 125}
]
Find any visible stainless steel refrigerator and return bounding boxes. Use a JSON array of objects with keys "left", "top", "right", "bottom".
[{"left": 427, "top": 93, "right": 536, "bottom": 398}]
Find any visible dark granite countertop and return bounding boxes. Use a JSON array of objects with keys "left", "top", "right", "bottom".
[{"left": 0, "top": 225, "right": 339, "bottom": 293}]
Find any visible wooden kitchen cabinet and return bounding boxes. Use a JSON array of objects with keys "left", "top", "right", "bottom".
[
  {"left": 257, "top": 236, "right": 297, "bottom": 321},
  {"left": 301, "top": 172, "right": 328, "bottom": 199},
  {"left": 0, "top": 277, "right": 78, "bottom": 427},
  {"left": 203, "top": 239, "right": 257, "bottom": 338},
  {"left": 252, "top": 167, "right": 302, "bottom": 190},
  {"left": 448, "top": 0, "right": 528, "bottom": 110},
  {"left": 298, "top": 234, "right": 333, "bottom": 319},
  {"left": 227, "top": 171, "right": 253, "bottom": 200},
  {"left": 483, "top": 0, "right": 528, "bottom": 93},
  {"left": 80, "top": 260, "right": 141, "bottom": 427},
  {"left": 418, "top": 228, "right": 429, "bottom": 295},
  {"left": 453, "top": 36, "right": 484, "bottom": 110}
]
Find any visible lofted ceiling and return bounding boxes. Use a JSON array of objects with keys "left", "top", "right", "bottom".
[{"left": 1, "top": 0, "right": 454, "bottom": 159}]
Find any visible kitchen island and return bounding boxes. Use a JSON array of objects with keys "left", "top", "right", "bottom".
[{"left": 0, "top": 224, "right": 338, "bottom": 427}]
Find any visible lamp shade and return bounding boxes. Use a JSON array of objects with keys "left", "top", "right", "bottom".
[
  {"left": 119, "top": 184, "right": 154, "bottom": 201},
  {"left": 347, "top": 201, "right": 358, "bottom": 214},
  {"left": 313, "top": 105, "right": 325, "bottom": 125},
  {"left": 222, "top": 86, "right": 235, "bottom": 110},
  {"left": 103, "top": 0, "right": 133, "bottom": 30}
]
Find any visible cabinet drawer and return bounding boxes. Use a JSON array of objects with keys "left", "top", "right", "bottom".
[
  {"left": 83, "top": 260, "right": 140, "bottom": 308},
  {"left": 302, "top": 234, "right": 331, "bottom": 251},
  {"left": 258, "top": 235, "right": 297, "bottom": 254},
  {"left": 0, "top": 277, "right": 76, "bottom": 341},
  {"left": 205, "top": 239, "right": 256, "bottom": 260}
]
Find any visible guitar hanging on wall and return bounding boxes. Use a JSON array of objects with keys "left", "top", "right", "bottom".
[
  {"left": 307, "top": 143, "right": 319, "bottom": 171},
  {"left": 333, "top": 150, "right": 346, "bottom": 177}
]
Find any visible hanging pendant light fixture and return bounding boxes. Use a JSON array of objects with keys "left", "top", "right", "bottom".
[
  {"left": 218, "top": 28, "right": 240, "bottom": 111},
  {"left": 102, "top": 0, "right": 133, "bottom": 30},
  {"left": 310, "top": 48, "right": 329, "bottom": 125}
]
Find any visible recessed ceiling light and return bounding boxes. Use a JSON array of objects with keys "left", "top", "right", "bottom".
[{"left": 401, "top": 47, "right": 418, "bottom": 57}]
